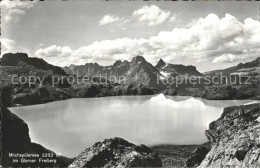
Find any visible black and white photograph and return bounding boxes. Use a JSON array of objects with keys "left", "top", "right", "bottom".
[{"left": 0, "top": 0, "right": 260, "bottom": 167}]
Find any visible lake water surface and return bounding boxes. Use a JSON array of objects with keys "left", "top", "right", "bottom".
[{"left": 9, "top": 94, "right": 259, "bottom": 157}]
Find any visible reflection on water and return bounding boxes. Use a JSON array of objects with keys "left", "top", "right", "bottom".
[{"left": 9, "top": 94, "right": 258, "bottom": 157}]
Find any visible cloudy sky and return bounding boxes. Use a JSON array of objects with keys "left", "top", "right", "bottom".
[{"left": 1, "top": 1, "right": 259, "bottom": 72}]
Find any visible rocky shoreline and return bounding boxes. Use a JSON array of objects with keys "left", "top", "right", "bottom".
[
  {"left": 1, "top": 83, "right": 259, "bottom": 108},
  {"left": 198, "top": 103, "right": 260, "bottom": 167}
]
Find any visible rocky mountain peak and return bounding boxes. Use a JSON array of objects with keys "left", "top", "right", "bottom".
[
  {"left": 69, "top": 64, "right": 76, "bottom": 69},
  {"left": 131, "top": 55, "right": 146, "bottom": 64},
  {"left": 1, "top": 53, "right": 29, "bottom": 66},
  {"left": 122, "top": 60, "right": 130, "bottom": 66},
  {"left": 69, "top": 137, "right": 162, "bottom": 168},
  {"left": 156, "top": 59, "right": 166, "bottom": 68},
  {"left": 84, "top": 62, "right": 100, "bottom": 66},
  {"left": 113, "top": 60, "right": 123, "bottom": 67},
  {"left": 156, "top": 60, "right": 202, "bottom": 76}
]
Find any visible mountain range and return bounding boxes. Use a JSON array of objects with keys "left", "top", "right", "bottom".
[
  {"left": 64, "top": 55, "right": 204, "bottom": 90},
  {"left": 2, "top": 52, "right": 259, "bottom": 89},
  {"left": 64, "top": 55, "right": 260, "bottom": 79},
  {"left": 64, "top": 56, "right": 203, "bottom": 77},
  {"left": 1, "top": 53, "right": 260, "bottom": 106}
]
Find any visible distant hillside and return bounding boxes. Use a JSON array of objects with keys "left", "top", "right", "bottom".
[
  {"left": 1, "top": 53, "right": 67, "bottom": 75},
  {"left": 204, "top": 57, "right": 260, "bottom": 76}
]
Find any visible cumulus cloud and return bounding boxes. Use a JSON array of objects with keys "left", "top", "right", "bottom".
[
  {"left": 132, "top": 5, "right": 171, "bottom": 26},
  {"left": 212, "top": 54, "right": 241, "bottom": 63},
  {"left": 99, "top": 14, "right": 127, "bottom": 25},
  {"left": 73, "top": 38, "right": 141, "bottom": 62},
  {"left": 169, "top": 15, "right": 176, "bottom": 23},
  {"left": 1, "top": 0, "right": 37, "bottom": 21},
  {"left": 35, "top": 45, "right": 74, "bottom": 66},
  {"left": 1, "top": 38, "right": 15, "bottom": 50},
  {"left": 35, "top": 13, "right": 260, "bottom": 66},
  {"left": 35, "top": 45, "right": 72, "bottom": 58},
  {"left": 99, "top": 5, "right": 176, "bottom": 29},
  {"left": 1, "top": 38, "right": 16, "bottom": 55}
]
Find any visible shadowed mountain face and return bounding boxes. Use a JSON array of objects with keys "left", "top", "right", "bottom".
[
  {"left": 205, "top": 57, "right": 260, "bottom": 76},
  {"left": 156, "top": 59, "right": 203, "bottom": 77},
  {"left": 1, "top": 107, "right": 73, "bottom": 167},
  {"left": 183, "top": 103, "right": 260, "bottom": 168},
  {"left": 1, "top": 53, "right": 67, "bottom": 75}
]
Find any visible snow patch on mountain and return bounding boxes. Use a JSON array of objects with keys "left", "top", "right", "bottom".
[{"left": 160, "top": 71, "right": 171, "bottom": 77}]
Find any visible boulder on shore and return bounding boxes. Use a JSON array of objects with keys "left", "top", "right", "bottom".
[
  {"left": 185, "top": 143, "right": 210, "bottom": 167},
  {"left": 69, "top": 137, "right": 162, "bottom": 168}
]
